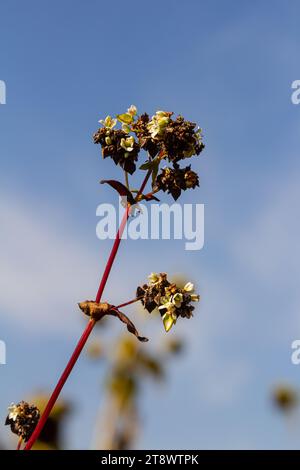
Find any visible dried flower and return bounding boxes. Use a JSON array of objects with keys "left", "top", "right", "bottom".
[
  {"left": 78, "top": 301, "right": 111, "bottom": 321},
  {"left": 132, "top": 113, "right": 160, "bottom": 158},
  {"left": 78, "top": 301, "right": 148, "bottom": 342},
  {"left": 155, "top": 165, "right": 199, "bottom": 200},
  {"left": 95, "top": 108, "right": 204, "bottom": 183},
  {"left": 93, "top": 128, "right": 140, "bottom": 174},
  {"left": 5, "top": 401, "right": 40, "bottom": 442},
  {"left": 136, "top": 273, "right": 200, "bottom": 332},
  {"left": 161, "top": 116, "right": 204, "bottom": 163}
]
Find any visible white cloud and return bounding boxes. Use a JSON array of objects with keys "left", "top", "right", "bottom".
[
  {"left": 231, "top": 168, "right": 300, "bottom": 342},
  {"left": 181, "top": 274, "right": 253, "bottom": 406},
  {"left": 234, "top": 173, "right": 300, "bottom": 288},
  {"left": 0, "top": 190, "right": 109, "bottom": 335}
]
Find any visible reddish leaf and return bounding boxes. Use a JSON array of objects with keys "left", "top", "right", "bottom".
[
  {"left": 109, "top": 307, "right": 148, "bottom": 342},
  {"left": 100, "top": 180, "right": 136, "bottom": 205}
]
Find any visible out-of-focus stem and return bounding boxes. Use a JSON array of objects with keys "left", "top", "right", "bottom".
[{"left": 16, "top": 436, "right": 23, "bottom": 450}]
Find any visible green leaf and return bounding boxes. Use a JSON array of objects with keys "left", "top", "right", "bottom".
[
  {"left": 116, "top": 113, "right": 133, "bottom": 124},
  {"left": 139, "top": 160, "right": 153, "bottom": 170},
  {"left": 162, "top": 313, "right": 176, "bottom": 333},
  {"left": 151, "top": 159, "right": 160, "bottom": 187}
]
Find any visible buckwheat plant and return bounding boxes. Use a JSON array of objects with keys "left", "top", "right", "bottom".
[{"left": 6, "top": 106, "right": 205, "bottom": 450}]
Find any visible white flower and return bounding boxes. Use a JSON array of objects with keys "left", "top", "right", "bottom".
[
  {"left": 156, "top": 110, "right": 169, "bottom": 117},
  {"left": 127, "top": 104, "right": 137, "bottom": 116},
  {"left": 195, "top": 126, "right": 203, "bottom": 143},
  {"left": 120, "top": 136, "right": 135, "bottom": 152},
  {"left": 147, "top": 110, "right": 170, "bottom": 138},
  {"left": 148, "top": 272, "right": 159, "bottom": 284},
  {"left": 99, "top": 115, "right": 117, "bottom": 129},
  {"left": 159, "top": 301, "right": 176, "bottom": 314},
  {"left": 7, "top": 404, "right": 19, "bottom": 421},
  {"left": 172, "top": 292, "right": 183, "bottom": 308},
  {"left": 122, "top": 123, "right": 131, "bottom": 133},
  {"left": 183, "top": 282, "right": 194, "bottom": 292},
  {"left": 190, "top": 294, "right": 200, "bottom": 302}
]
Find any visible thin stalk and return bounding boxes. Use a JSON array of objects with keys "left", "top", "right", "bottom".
[
  {"left": 137, "top": 168, "right": 152, "bottom": 197},
  {"left": 95, "top": 168, "right": 152, "bottom": 304},
  {"left": 95, "top": 206, "right": 130, "bottom": 303},
  {"left": 23, "top": 167, "right": 153, "bottom": 451},
  {"left": 24, "top": 319, "right": 96, "bottom": 450},
  {"left": 116, "top": 296, "right": 143, "bottom": 309},
  {"left": 124, "top": 171, "right": 129, "bottom": 190},
  {"left": 16, "top": 436, "right": 23, "bottom": 450}
]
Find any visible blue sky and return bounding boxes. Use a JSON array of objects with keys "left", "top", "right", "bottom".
[{"left": 1, "top": 0, "right": 300, "bottom": 449}]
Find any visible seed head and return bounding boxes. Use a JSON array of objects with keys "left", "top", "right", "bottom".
[
  {"left": 131, "top": 113, "right": 160, "bottom": 158},
  {"left": 93, "top": 128, "right": 139, "bottom": 174},
  {"left": 155, "top": 165, "right": 199, "bottom": 200},
  {"left": 161, "top": 116, "right": 204, "bottom": 163},
  {"left": 137, "top": 273, "right": 200, "bottom": 332},
  {"left": 5, "top": 401, "right": 40, "bottom": 442}
]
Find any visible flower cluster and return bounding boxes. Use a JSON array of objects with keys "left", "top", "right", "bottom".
[
  {"left": 136, "top": 273, "right": 200, "bottom": 332},
  {"left": 155, "top": 164, "right": 199, "bottom": 200},
  {"left": 156, "top": 114, "right": 204, "bottom": 163},
  {"left": 132, "top": 111, "right": 204, "bottom": 162},
  {"left": 131, "top": 113, "right": 160, "bottom": 158},
  {"left": 93, "top": 106, "right": 204, "bottom": 200},
  {"left": 5, "top": 401, "right": 40, "bottom": 442},
  {"left": 93, "top": 127, "right": 140, "bottom": 175}
]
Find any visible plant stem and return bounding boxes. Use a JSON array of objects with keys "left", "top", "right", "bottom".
[
  {"left": 124, "top": 171, "right": 129, "bottom": 190},
  {"left": 24, "top": 319, "right": 96, "bottom": 450},
  {"left": 116, "top": 296, "right": 143, "bottom": 309},
  {"left": 23, "top": 168, "right": 153, "bottom": 451},
  {"left": 95, "top": 168, "right": 152, "bottom": 304},
  {"left": 16, "top": 436, "right": 23, "bottom": 450},
  {"left": 137, "top": 168, "right": 152, "bottom": 197},
  {"left": 95, "top": 206, "right": 130, "bottom": 304}
]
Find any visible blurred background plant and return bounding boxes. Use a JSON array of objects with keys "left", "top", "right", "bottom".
[
  {"left": 90, "top": 333, "right": 184, "bottom": 450},
  {"left": 25, "top": 394, "right": 71, "bottom": 450},
  {"left": 2, "top": 276, "right": 188, "bottom": 449},
  {"left": 272, "top": 384, "right": 299, "bottom": 415},
  {"left": 12, "top": 335, "right": 184, "bottom": 450}
]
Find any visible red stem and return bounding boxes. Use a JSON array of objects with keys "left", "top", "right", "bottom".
[
  {"left": 95, "top": 207, "right": 130, "bottom": 303},
  {"left": 24, "top": 319, "right": 96, "bottom": 450},
  {"left": 116, "top": 296, "right": 142, "bottom": 309},
  {"left": 23, "top": 168, "right": 152, "bottom": 451},
  {"left": 94, "top": 167, "right": 151, "bottom": 304}
]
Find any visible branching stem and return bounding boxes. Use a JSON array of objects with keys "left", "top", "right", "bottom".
[{"left": 23, "top": 168, "right": 152, "bottom": 450}]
